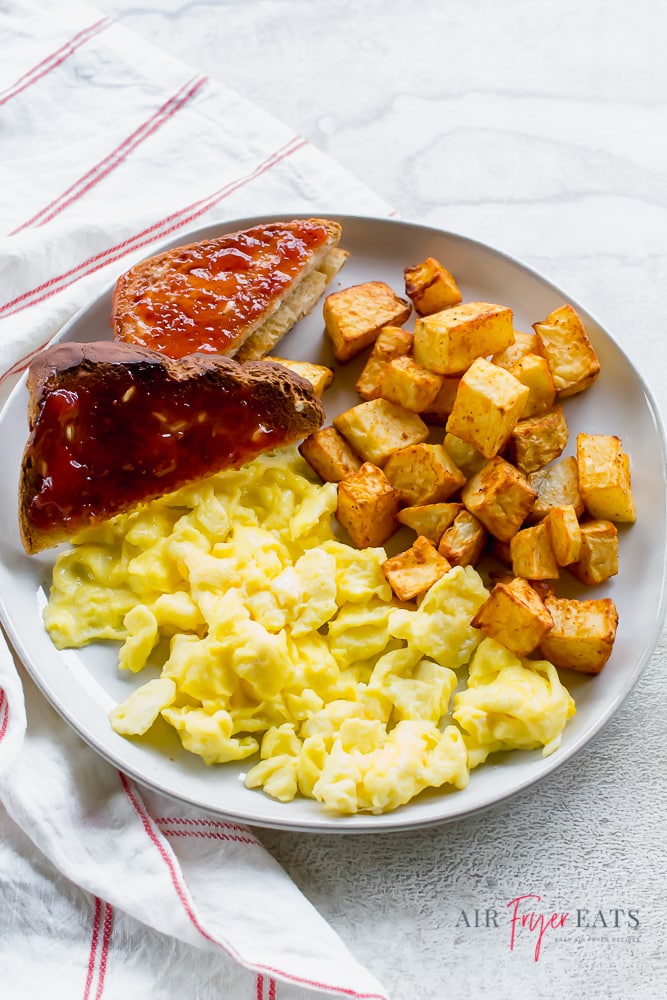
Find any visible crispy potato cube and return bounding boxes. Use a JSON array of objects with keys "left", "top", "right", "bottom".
[
  {"left": 299, "top": 426, "right": 363, "bottom": 483},
  {"left": 490, "top": 537, "right": 513, "bottom": 567},
  {"left": 509, "top": 404, "right": 569, "bottom": 475},
  {"left": 567, "top": 520, "right": 618, "bottom": 585},
  {"left": 333, "top": 398, "right": 429, "bottom": 467},
  {"left": 541, "top": 596, "right": 618, "bottom": 674},
  {"left": 383, "top": 443, "right": 466, "bottom": 506},
  {"left": 270, "top": 357, "right": 334, "bottom": 397},
  {"left": 336, "top": 462, "right": 401, "bottom": 548},
  {"left": 544, "top": 505, "right": 582, "bottom": 566},
  {"left": 380, "top": 355, "right": 444, "bottom": 412},
  {"left": 438, "top": 510, "right": 487, "bottom": 567},
  {"left": 397, "top": 502, "right": 463, "bottom": 544},
  {"left": 577, "top": 433, "right": 636, "bottom": 523},
  {"left": 421, "top": 378, "right": 461, "bottom": 425},
  {"left": 461, "top": 456, "right": 537, "bottom": 542},
  {"left": 471, "top": 577, "right": 553, "bottom": 657},
  {"left": 443, "top": 432, "right": 487, "bottom": 478},
  {"left": 404, "top": 257, "right": 462, "bottom": 316},
  {"left": 510, "top": 353, "right": 557, "bottom": 418},
  {"left": 324, "top": 282, "right": 411, "bottom": 363},
  {"left": 533, "top": 304, "right": 601, "bottom": 397},
  {"left": 491, "top": 330, "right": 543, "bottom": 369},
  {"left": 382, "top": 535, "right": 452, "bottom": 601},
  {"left": 527, "top": 456, "right": 584, "bottom": 521},
  {"left": 355, "top": 326, "right": 413, "bottom": 401},
  {"left": 413, "top": 301, "right": 514, "bottom": 375},
  {"left": 446, "top": 357, "right": 530, "bottom": 459},
  {"left": 510, "top": 522, "right": 560, "bottom": 580}
]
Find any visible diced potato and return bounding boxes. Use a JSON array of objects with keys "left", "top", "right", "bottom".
[
  {"left": 336, "top": 462, "right": 401, "bottom": 548},
  {"left": 443, "top": 433, "right": 487, "bottom": 479},
  {"left": 577, "top": 433, "right": 636, "bottom": 523},
  {"left": 491, "top": 330, "right": 543, "bottom": 369},
  {"left": 446, "top": 358, "right": 530, "bottom": 459},
  {"left": 333, "top": 398, "right": 429, "bottom": 467},
  {"left": 421, "top": 378, "right": 461, "bottom": 424},
  {"left": 324, "top": 281, "right": 411, "bottom": 363},
  {"left": 438, "top": 510, "right": 487, "bottom": 567},
  {"left": 541, "top": 596, "right": 618, "bottom": 674},
  {"left": 403, "top": 257, "right": 462, "bottom": 315},
  {"left": 471, "top": 577, "right": 553, "bottom": 657},
  {"left": 544, "top": 505, "right": 582, "bottom": 566},
  {"left": 397, "top": 502, "right": 463, "bottom": 544},
  {"left": 299, "top": 426, "right": 363, "bottom": 483},
  {"left": 509, "top": 404, "right": 569, "bottom": 475},
  {"left": 270, "top": 357, "right": 334, "bottom": 397},
  {"left": 380, "top": 355, "right": 444, "bottom": 413},
  {"left": 413, "top": 301, "right": 514, "bottom": 375},
  {"left": 355, "top": 326, "right": 413, "bottom": 401},
  {"left": 510, "top": 522, "right": 560, "bottom": 580},
  {"left": 533, "top": 304, "right": 601, "bottom": 397},
  {"left": 527, "top": 456, "right": 584, "bottom": 522},
  {"left": 461, "top": 456, "right": 537, "bottom": 542},
  {"left": 489, "top": 537, "right": 513, "bottom": 567},
  {"left": 383, "top": 443, "right": 466, "bottom": 506},
  {"left": 567, "top": 520, "right": 618, "bottom": 585},
  {"left": 510, "top": 353, "right": 557, "bottom": 418},
  {"left": 382, "top": 535, "right": 452, "bottom": 601}
]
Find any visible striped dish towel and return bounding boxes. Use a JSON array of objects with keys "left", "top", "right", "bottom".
[{"left": 0, "top": 3, "right": 390, "bottom": 998}]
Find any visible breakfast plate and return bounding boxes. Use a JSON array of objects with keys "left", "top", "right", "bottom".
[{"left": 1, "top": 214, "right": 665, "bottom": 832}]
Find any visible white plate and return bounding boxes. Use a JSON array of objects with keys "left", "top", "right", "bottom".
[{"left": 1, "top": 214, "right": 665, "bottom": 833}]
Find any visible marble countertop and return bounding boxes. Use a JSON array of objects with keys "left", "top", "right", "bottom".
[{"left": 53, "top": 2, "right": 667, "bottom": 997}]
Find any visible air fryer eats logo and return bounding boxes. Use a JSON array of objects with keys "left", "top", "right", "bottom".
[{"left": 455, "top": 894, "right": 640, "bottom": 961}]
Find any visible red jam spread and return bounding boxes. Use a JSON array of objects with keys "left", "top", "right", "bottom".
[{"left": 116, "top": 221, "right": 331, "bottom": 358}]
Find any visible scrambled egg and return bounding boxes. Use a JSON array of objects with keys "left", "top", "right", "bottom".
[{"left": 44, "top": 445, "right": 576, "bottom": 815}]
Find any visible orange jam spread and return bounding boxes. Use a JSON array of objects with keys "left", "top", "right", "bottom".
[{"left": 119, "top": 221, "right": 330, "bottom": 358}]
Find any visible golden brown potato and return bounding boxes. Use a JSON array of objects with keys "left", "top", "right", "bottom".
[
  {"left": 446, "top": 357, "right": 530, "bottom": 459},
  {"left": 403, "top": 257, "right": 462, "bottom": 316},
  {"left": 397, "top": 501, "right": 463, "bottom": 545},
  {"left": 324, "top": 282, "right": 411, "bottom": 363},
  {"left": 527, "top": 456, "right": 584, "bottom": 521},
  {"left": 461, "top": 456, "right": 537, "bottom": 542},
  {"left": 299, "top": 426, "right": 363, "bottom": 483},
  {"left": 544, "top": 504, "right": 582, "bottom": 566},
  {"left": 333, "top": 398, "right": 429, "bottom": 467},
  {"left": 420, "top": 377, "right": 461, "bottom": 425},
  {"left": 437, "top": 510, "right": 487, "bottom": 567},
  {"left": 509, "top": 352, "right": 557, "bottom": 418},
  {"left": 382, "top": 535, "right": 452, "bottom": 601},
  {"left": 413, "top": 301, "right": 514, "bottom": 375},
  {"left": 509, "top": 404, "right": 569, "bottom": 476},
  {"left": 540, "top": 596, "right": 618, "bottom": 674},
  {"left": 442, "top": 432, "right": 487, "bottom": 479},
  {"left": 491, "top": 330, "right": 543, "bottom": 369},
  {"left": 355, "top": 326, "right": 413, "bottom": 401},
  {"left": 577, "top": 433, "right": 636, "bottom": 523},
  {"left": 383, "top": 443, "right": 466, "bottom": 506},
  {"left": 510, "top": 522, "right": 560, "bottom": 580},
  {"left": 270, "top": 357, "right": 334, "bottom": 397},
  {"left": 336, "top": 462, "right": 401, "bottom": 548},
  {"left": 380, "top": 355, "right": 444, "bottom": 413},
  {"left": 533, "top": 304, "right": 601, "bottom": 397},
  {"left": 471, "top": 576, "right": 553, "bottom": 657},
  {"left": 567, "top": 520, "right": 618, "bottom": 585}
]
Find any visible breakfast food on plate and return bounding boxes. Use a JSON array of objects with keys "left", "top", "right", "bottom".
[
  {"left": 19, "top": 341, "right": 324, "bottom": 553},
  {"left": 112, "top": 218, "right": 346, "bottom": 361}
]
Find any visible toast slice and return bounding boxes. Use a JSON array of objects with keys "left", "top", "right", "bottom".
[
  {"left": 19, "top": 341, "right": 325, "bottom": 554},
  {"left": 111, "top": 219, "right": 347, "bottom": 361}
]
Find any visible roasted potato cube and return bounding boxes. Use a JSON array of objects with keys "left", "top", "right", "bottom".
[
  {"left": 413, "top": 301, "right": 514, "bottom": 375},
  {"left": 333, "top": 398, "right": 429, "bottom": 467},
  {"left": 355, "top": 326, "right": 413, "bottom": 401},
  {"left": 443, "top": 433, "right": 487, "bottom": 479},
  {"left": 510, "top": 522, "right": 560, "bottom": 580},
  {"left": 471, "top": 577, "right": 553, "bottom": 656},
  {"left": 527, "top": 456, "right": 584, "bottom": 521},
  {"left": 541, "top": 596, "right": 618, "bottom": 674},
  {"left": 491, "top": 330, "right": 543, "bottom": 369},
  {"left": 533, "top": 304, "right": 601, "bottom": 397},
  {"left": 403, "top": 257, "right": 462, "bottom": 316},
  {"left": 380, "top": 355, "right": 444, "bottom": 412},
  {"left": 299, "top": 426, "right": 363, "bottom": 483},
  {"left": 383, "top": 443, "right": 466, "bottom": 506},
  {"left": 567, "top": 520, "right": 618, "bottom": 585},
  {"left": 438, "top": 510, "right": 487, "bottom": 567},
  {"left": 490, "top": 537, "right": 513, "bottom": 567},
  {"left": 461, "top": 456, "right": 537, "bottom": 542},
  {"left": 382, "top": 535, "right": 452, "bottom": 601},
  {"left": 544, "top": 505, "right": 582, "bottom": 566},
  {"left": 577, "top": 433, "right": 636, "bottom": 523},
  {"left": 270, "top": 357, "right": 334, "bottom": 397},
  {"left": 509, "top": 404, "right": 569, "bottom": 475},
  {"left": 420, "top": 377, "right": 461, "bottom": 425},
  {"left": 446, "top": 357, "right": 530, "bottom": 459},
  {"left": 510, "top": 353, "right": 557, "bottom": 418},
  {"left": 336, "top": 462, "right": 401, "bottom": 548},
  {"left": 397, "top": 502, "right": 463, "bottom": 544},
  {"left": 324, "top": 281, "right": 411, "bottom": 363}
]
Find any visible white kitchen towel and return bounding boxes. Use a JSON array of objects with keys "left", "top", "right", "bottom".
[{"left": 0, "top": 3, "right": 391, "bottom": 997}]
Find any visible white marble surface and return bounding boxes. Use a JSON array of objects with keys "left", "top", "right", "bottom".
[{"left": 46, "top": 1, "right": 667, "bottom": 996}]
